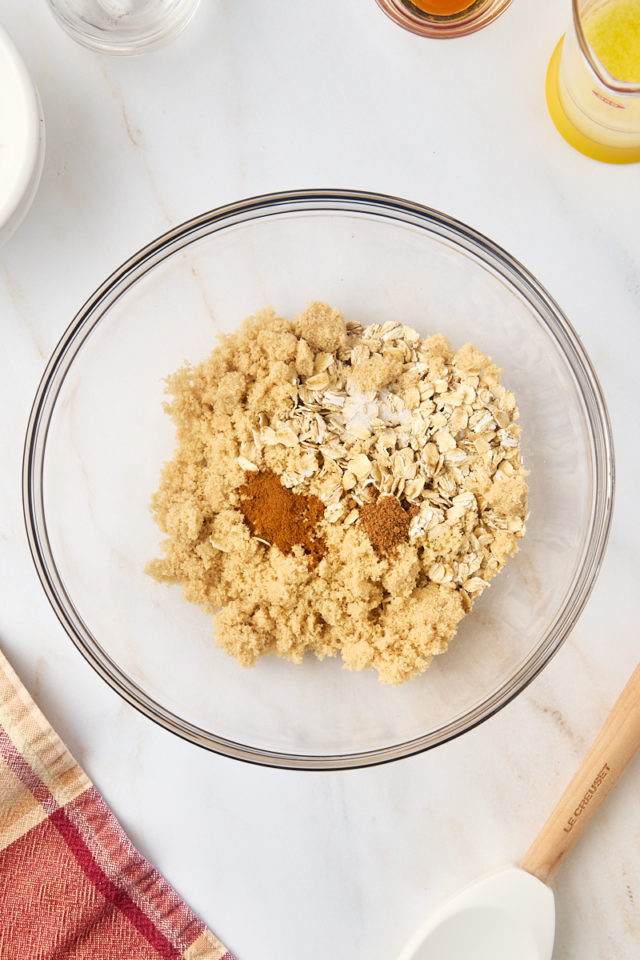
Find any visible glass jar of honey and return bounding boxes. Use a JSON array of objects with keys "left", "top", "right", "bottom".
[{"left": 375, "top": 0, "right": 513, "bottom": 37}]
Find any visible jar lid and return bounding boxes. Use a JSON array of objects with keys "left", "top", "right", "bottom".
[{"left": 0, "top": 27, "right": 45, "bottom": 245}]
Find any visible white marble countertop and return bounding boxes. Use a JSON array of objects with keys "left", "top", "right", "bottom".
[{"left": 1, "top": 1, "right": 639, "bottom": 957}]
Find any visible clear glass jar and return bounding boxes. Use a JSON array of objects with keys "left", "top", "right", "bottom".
[{"left": 45, "top": 0, "right": 200, "bottom": 55}]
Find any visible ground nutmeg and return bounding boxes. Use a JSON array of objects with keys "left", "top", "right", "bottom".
[{"left": 359, "top": 495, "right": 411, "bottom": 554}]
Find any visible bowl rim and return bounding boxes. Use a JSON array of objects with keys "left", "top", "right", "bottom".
[{"left": 22, "top": 188, "right": 615, "bottom": 770}]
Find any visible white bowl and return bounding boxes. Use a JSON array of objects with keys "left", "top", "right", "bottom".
[{"left": 0, "top": 27, "right": 45, "bottom": 246}]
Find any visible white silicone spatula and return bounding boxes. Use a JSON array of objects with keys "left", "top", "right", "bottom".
[{"left": 398, "top": 662, "right": 640, "bottom": 960}]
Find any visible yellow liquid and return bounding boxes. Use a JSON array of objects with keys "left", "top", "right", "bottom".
[{"left": 584, "top": 0, "right": 640, "bottom": 82}]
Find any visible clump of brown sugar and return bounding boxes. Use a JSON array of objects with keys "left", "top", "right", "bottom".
[
  {"left": 147, "top": 302, "right": 528, "bottom": 685},
  {"left": 238, "top": 469, "right": 326, "bottom": 567}
]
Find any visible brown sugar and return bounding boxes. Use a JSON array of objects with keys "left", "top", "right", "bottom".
[
  {"left": 359, "top": 495, "right": 411, "bottom": 554},
  {"left": 238, "top": 469, "right": 326, "bottom": 567},
  {"left": 293, "top": 301, "right": 347, "bottom": 352}
]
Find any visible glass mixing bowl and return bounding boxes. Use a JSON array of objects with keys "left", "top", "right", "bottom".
[{"left": 23, "top": 191, "right": 614, "bottom": 770}]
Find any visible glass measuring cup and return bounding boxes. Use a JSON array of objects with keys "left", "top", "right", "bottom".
[
  {"left": 546, "top": 0, "right": 640, "bottom": 162},
  {"left": 46, "top": 0, "right": 200, "bottom": 55},
  {"left": 375, "top": 0, "right": 513, "bottom": 38}
]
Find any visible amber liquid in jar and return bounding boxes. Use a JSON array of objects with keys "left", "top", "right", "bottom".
[{"left": 407, "top": 0, "right": 478, "bottom": 14}]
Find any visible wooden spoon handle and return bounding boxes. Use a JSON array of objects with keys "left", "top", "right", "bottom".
[{"left": 520, "top": 661, "right": 640, "bottom": 884}]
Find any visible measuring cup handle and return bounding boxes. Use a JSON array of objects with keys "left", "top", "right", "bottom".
[{"left": 520, "top": 661, "right": 640, "bottom": 885}]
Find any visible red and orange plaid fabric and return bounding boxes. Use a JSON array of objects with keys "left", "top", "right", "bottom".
[{"left": 0, "top": 648, "right": 236, "bottom": 960}]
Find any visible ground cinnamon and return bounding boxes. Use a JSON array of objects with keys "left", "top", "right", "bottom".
[
  {"left": 238, "top": 469, "right": 326, "bottom": 566},
  {"left": 359, "top": 495, "right": 411, "bottom": 554}
]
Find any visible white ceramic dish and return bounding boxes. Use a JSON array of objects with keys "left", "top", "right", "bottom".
[{"left": 0, "top": 26, "right": 45, "bottom": 246}]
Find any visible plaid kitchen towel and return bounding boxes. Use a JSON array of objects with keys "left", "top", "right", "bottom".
[{"left": 0, "top": 647, "right": 236, "bottom": 960}]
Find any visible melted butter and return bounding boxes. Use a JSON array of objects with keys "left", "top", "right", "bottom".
[{"left": 584, "top": 0, "right": 640, "bottom": 82}]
